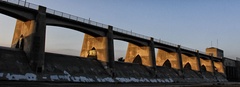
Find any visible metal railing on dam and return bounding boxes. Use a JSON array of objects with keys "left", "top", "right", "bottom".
[
  {"left": 1, "top": 0, "right": 39, "bottom": 10},
  {"left": 0, "top": 0, "right": 204, "bottom": 55}
]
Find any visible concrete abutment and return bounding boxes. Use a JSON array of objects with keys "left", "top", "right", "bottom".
[
  {"left": 11, "top": 6, "right": 46, "bottom": 73},
  {"left": 124, "top": 43, "right": 154, "bottom": 67},
  {"left": 80, "top": 34, "right": 108, "bottom": 62},
  {"left": 156, "top": 49, "right": 179, "bottom": 69},
  {"left": 80, "top": 26, "right": 115, "bottom": 72}
]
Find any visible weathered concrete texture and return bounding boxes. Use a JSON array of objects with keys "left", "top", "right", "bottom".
[
  {"left": 215, "top": 72, "right": 228, "bottom": 82},
  {"left": 114, "top": 62, "right": 153, "bottom": 78},
  {"left": 113, "top": 62, "right": 175, "bottom": 83},
  {"left": 80, "top": 34, "right": 108, "bottom": 62},
  {"left": 0, "top": 47, "right": 227, "bottom": 83},
  {"left": 183, "top": 69, "right": 204, "bottom": 83},
  {"left": 125, "top": 43, "right": 153, "bottom": 67},
  {"left": 214, "top": 61, "right": 224, "bottom": 73},
  {"left": 182, "top": 54, "right": 199, "bottom": 71},
  {"left": 11, "top": 20, "right": 35, "bottom": 49},
  {"left": 156, "top": 49, "right": 179, "bottom": 69},
  {"left": 201, "top": 71, "right": 217, "bottom": 82},
  {"left": 200, "top": 58, "right": 214, "bottom": 72},
  {"left": 156, "top": 66, "right": 181, "bottom": 82},
  {"left": 0, "top": 47, "right": 32, "bottom": 74},
  {"left": 12, "top": 14, "right": 46, "bottom": 72},
  {"left": 0, "top": 47, "right": 36, "bottom": 81},
  {"left": 44, "top": 53, "right": 112, "bottom": 82}
]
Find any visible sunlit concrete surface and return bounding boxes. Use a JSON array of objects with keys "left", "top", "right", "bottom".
[
  {"left": 200, "top": 58, "right": 214, "bottom": 72},
  {"left": 182, "top": 54, "right": 199, "bottom": 71},
  {"left": 156, "top": 49, "right": 179, "bottom": 69},
  {"left": 80, "top": 34, "right": 108, "bottom": 62},
  {"left": 124, "top": 43, "right": 153, "bottom": 67}
]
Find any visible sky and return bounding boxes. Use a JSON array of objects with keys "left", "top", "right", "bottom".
[{"left": 0, "top": 0, "right": 240, "bottom": 60}]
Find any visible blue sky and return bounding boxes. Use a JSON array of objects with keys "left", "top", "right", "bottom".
[{"left": 0, "top": 0, "right": 240, "bottom": 59}]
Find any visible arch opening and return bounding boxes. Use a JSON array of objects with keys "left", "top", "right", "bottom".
[
  {"left": 45, "top": 26, "right": 83, "bottom": 56},
  {"left": 0, "top": 14, "right": 16, "bottom": 47},
  {"left": 200, "top": 58, "right": 213, "bottom": 72},
  {"left": 114, "top": 40, "right": 128, "bottom": 62},
  {"left": 132, "top": 54, "right": 142, "bottom": 64},
  {"left": 181, "top": 54, "right": 198, "bottom": 71},
  {"left": 201, "top": 65, "right": 207, "bottom": 72},
  {"left": 156, "top": 48, "right": 178, "bottom": 69},
  {"left": 184, "top": 62, "right": 192, "bottom": 70},
  {"left": 163, "top": 59, "right": 172, "bottom": 68}
]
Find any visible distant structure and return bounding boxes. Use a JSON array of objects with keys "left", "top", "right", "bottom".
[{"left": 206, "top": 47, "right": 224, "bottom": 58}]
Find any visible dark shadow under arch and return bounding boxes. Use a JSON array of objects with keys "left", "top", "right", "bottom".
[
  {"left": 163, "top": 59, "right": 171, "bottom": 68},
  {"left": 184, "top": 62, "right": 192, "bottom": 70},
  {"left": 133, "top": 55, "right": 142, "bottom": 64},
  {"left": 201, "top": 65, "right": 207, "bottom": 72}
]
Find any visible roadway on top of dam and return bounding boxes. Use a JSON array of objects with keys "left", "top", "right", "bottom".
[{"left": 0, "top": 0, "right": 221, "bottom": 61}]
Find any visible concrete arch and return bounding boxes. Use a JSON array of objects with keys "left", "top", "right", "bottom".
[
  {"left": 184, "top": 62, "right": 192, "bottom": 70},
  {"left": 156, "top": 49, "right": 179, "bottom": 69},
  {"left": 181, "top": 51, "right": 195, "bottom": 57},
  {"left": 44, "top": 26, "right": 85, "bottom": 56},
  {"left": 113, "top": 31, "right": 149, "bottom": 46},
  {"left": 80, "top": 34, "right": 108, "bottom": 62},
  {"left": 46, "top": 16, "right": 106, "bottom": 37},
  {"left": 113, "top": 40, "right": 128, "bottom": 60},
  {"left": 132, "top": 55, "right": 142, "bottom": 64},
  {"left": 201, "top": 65, "right": 207, "bottom": 72},
  {"left": 155, "top": 46, "right": 176, "bottom": 52},
  {"left": 162, "top": 59, "right": 172, "bottom": 68},
  {"left": 113, "top": 37, "right": 147, "bottom": 47},
  {"left": 181, "top": 54, "right": 199, "bottom": 71},
  {"left": 200, "top": 58, "right": 213, "bottom": 72},
  {"left": 0, "top": 1, "right": 36, "bottom": 21},
  {"left": 124, "top": 43, "right": 153, "bottom": 67}
]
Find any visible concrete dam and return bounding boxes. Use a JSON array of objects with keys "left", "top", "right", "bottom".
[
  {"left": 1, "top": 0, "right": 238, "bottom": 85},
  {"left": 0, "top": 46, "right": 227, "bottom": 83}
]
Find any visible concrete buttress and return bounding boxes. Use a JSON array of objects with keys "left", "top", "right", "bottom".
[
  {"left": 181, "top": 54, "right": 199, "bottom": 71},
  {"left": 156, "top": 49, "right": 179, "bottom": 69},
  {"left": 124, "top": 43, "right": 153, "bottom": 67},
  {"left": 80, "top": 34, "right": 108, "bottom": 62},
  {"left": 214, "top": 61, "right": 224, "bottom": 74},
  {"left": 106, "top": 26, "right": 115, "bottom": 69},
  {"left": 11, "top": 6, "right": 46, "bottom": 73},
  {"left": 200, "top": 58, "right": 214, "bottom": 72},
  {"left": 80, "top": 26, "right": 115, "bottom": 70}
]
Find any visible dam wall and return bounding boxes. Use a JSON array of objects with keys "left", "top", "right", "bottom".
[{"left": 0, "top": 47, "right": 227, "bottom": 83}]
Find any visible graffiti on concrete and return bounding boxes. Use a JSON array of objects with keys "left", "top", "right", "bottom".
[
  {"left": 115, "top": 77, "right": 174, "bottom": 83},
  {"left": 6, "top": 73, "right": 37, "bottom": 81},
  {"left": 0, "top": 73, "right": 3, "bottom": 77}
]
